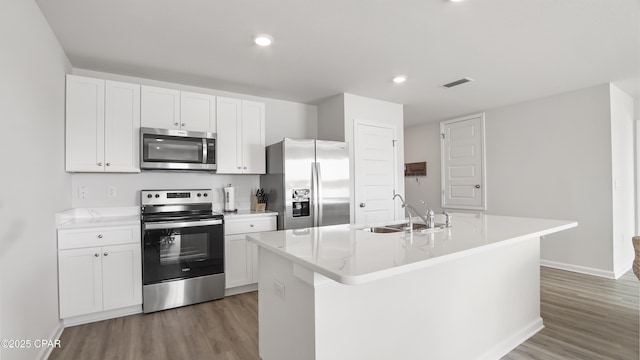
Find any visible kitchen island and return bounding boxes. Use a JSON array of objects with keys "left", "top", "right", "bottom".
[{"left": 247, "top": 213, "right": 577, "bottom": 360}]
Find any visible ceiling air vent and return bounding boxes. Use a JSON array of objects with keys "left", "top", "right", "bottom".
[{"left": 443, "top": 77, "right": 474, "bottom": 88}]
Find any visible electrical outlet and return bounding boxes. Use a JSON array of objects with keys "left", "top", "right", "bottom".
[
  {"left": 274, "top": 280, "right": 285, "bottom": 301},
  {"left": 79, "top": 186, "right": 87, "bottom": 200},
  {"left": 107, "top": 186, "right": 117, "bottom": 198}
]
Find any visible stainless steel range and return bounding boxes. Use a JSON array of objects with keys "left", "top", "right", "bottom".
[{"left": 140, "top": 189, "right": 224, "bottom": 313}]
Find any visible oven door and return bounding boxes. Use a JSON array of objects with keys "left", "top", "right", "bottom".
[{"left": 142, "top": 219, "right": 224, "bottom": 285}]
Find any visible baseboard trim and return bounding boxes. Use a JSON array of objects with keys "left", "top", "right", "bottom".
[
  {"left": 225, "top": 283, "right": 258, "bottom": 296},
  {"left": 62, "top": 305, "right": 142, "bottom": 327},
  {"left": 478, "top": 318, "right": 544, "bottom": 360},
  {"left": 38, "top": 321, "right": 64, "bottom": 360},
  {"left": 613, "top": 263, "right": 633, "bottom": 279},
  {"left": 541, "top": 260, "right": 616, "bottom": 279}
]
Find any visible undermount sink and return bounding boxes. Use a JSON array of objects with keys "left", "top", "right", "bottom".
[{"left": 361, "top": 222, "right": 447, "bottom": 233}]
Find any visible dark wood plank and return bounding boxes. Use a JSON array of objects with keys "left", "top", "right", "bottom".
[
  {"left": 503, "top": 267, "right": 639, "bottom": 360},
  {"left": 50, "top": 268, "right": 638, "bottom": 360}
]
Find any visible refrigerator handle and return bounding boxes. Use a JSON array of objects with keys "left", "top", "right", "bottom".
[
  {"left": 312, "top": 162, "right": 318, "bottom": 226},
  {"left": 316, "top": 162, "right": 323, "bottom": 226}
]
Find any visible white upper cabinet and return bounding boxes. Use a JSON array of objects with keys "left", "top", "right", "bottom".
[
  {"left": 140, "top": 86, "right": 181, "bottom": 130},
  {"left": 216, "top": 97, "right": 242, "bottom": 173},
  {"left": 66, "top": 75, "right": 140, "bottom": 173},
  {"left": 241, "top": 100, "right": 266, "bottom": 174},
  {"left": 66, "top": 76, "right": 105, "bottom": 172},
  {"left": 181, "top": 91, "right": 216, "bottom": 133},
  {"left": 104, "top": 81, "right": 140, "bottom": 172},
  {"left": 216, "top": 97, "right": 265, "bottom": 174},
  {"left": 141, "top": 86, "right": 216, "bottom": 133}
]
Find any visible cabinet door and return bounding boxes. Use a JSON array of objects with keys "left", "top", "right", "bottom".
[
  {"left": 216, "top": 97, "right": 242, "bottom": 174},
  {"left": 225, "top": 234, "right": 252, "bottom": 288},
  {"left": 141, "top": 85, "right": 180, "bottom": 130},
  {"left": 104, "top": 81, "right": 140, "bottom": 173},
  {"left": 241, "top": 101, "right": 266, "bottom": 174},
  {"left": 66, "top": 75, "right": 105, "bottom": 172},
  {"left": 181, "top": 91, "right": 216, "bottom": 133},
  {"left": 59, "top": 247, "right": 103, "bottom": 318},
  {"left": 102, "top": 243, "right": 142, "bottom": 311}
]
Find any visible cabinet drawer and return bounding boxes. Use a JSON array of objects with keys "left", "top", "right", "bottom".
[
  {"left": 58, "top": 226, "right": 140, "bottom": 250},
  {"left": 225, "top": 217, "right": 276, "bottom": 235}
]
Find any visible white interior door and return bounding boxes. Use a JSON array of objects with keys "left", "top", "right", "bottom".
[
  {"left": 354, "top": 121, "right": 396, "bottom": 224},
  {"left": 440, "top": 113, "right": 486, "bottom": 210}
]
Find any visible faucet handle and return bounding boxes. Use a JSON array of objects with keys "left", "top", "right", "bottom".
[{"left": 443, "top": 211, "right": 452, "bottom": 227}]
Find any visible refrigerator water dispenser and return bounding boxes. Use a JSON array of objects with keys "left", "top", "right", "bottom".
[{"left": 292, "top": 189, "right": 310, "bottom": 217}]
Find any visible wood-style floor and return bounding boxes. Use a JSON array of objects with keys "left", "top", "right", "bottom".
[{"left": 49, "top": 267, "right": 639, "bottom": 360}]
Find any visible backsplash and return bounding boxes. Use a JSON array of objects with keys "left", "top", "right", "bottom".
[{"left": 70, "top": 172, "right": 259, "bottom": 211}]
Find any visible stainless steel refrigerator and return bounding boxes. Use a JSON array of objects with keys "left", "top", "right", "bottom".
[{"left": 260, "top": 138, "right": 350, "bottom": 230}]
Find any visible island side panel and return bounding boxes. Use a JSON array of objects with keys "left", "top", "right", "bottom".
[
  {"left": 258, "top": 248, "right": 316, "bottom": 360},
  {"left": 313, "top": 237, "right": 542, "bottom": 360}
]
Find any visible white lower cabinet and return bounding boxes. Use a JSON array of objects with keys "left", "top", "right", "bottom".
[
  {"left": 58, "top": 225, "right": 141, "bottom": 323},
  {"left": 224, "top": 215, "right": 276, "bottom": 293}
]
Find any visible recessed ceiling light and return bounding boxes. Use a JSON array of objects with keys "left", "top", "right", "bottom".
[
  {"left": 392, "top": 75, "right": 407, "bottom": 84},
  {"left": 254, "top": 34, "right": 273, "bottom": 47}
]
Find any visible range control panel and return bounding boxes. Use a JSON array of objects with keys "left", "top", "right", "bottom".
[{"left": 141, "top": 189, "right": 213, "bottom": 206}]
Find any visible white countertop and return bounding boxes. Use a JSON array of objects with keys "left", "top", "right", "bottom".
[
  {"left": 247, "top": 213, "right": 577, "bottom": 285},
  {"left": 56, "top": 207, "right": 140, "bottom": 229},
  {"left": 223, "top": 210, "right": 277, "bottom": 220}
]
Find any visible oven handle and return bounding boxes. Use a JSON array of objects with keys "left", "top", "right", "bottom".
[{"left": 143, "top": 219, "right": 223, "bottom": 230}]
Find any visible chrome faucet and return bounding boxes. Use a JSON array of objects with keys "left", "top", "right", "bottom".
[
  {"left": 419, "top": 200, "right": 436, "bottom": 229},
  {"left": 393, "top": 194, "right": 431, "bottom": 230}
]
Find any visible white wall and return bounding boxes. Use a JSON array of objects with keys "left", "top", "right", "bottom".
[
  {"left": 404, "top": 122, "right": 442, "bottom": 212},
  {"left": 0, "top": 0, "right": 72, "bottom": 359},
  {"left": 485, "top": 84, "right": 614, "bottom": 275},
  {"left": 609, "top": 84, "right": 635, "bottom": 276},
  {"left": 69, "top": 69, "right": 318, "bottom": 208},
  {"left": 71, "top": 173, "right": 258, "bottom": 210},
  {"left": 316, "top": 95, "right": 344, "bottom": 141},
  {"left": 404, "top": 84, "right": 629, "bottom": 277}
]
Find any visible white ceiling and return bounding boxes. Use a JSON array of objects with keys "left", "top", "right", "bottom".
[{"left": 36, "top": 0, "right": 639, "bottom": 126}]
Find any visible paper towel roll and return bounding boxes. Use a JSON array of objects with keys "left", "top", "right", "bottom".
[{"left": 224, "top": 185, "right": 236, "bottom": 211}]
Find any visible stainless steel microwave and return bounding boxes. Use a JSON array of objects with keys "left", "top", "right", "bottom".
[{"left": 140, "top": 127, "right": 216, "bottom": 171}]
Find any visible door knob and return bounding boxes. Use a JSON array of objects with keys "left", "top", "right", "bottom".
[
  {"left": 103, "top": 252, "right": 109, "bottom": 257},
  {"left": 181, "top": 123, "right": 186, "bottom": 127},
  {"left": 359, "top": 203, "right": 366, "bottom": 208},
  {"left": 474, "top": 184, "right": 481, "bottom": 189},
  {"left": 94, "top": 253, "right": 99, "bottom": 257}
]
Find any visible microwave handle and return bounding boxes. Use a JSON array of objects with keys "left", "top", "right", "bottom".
[{"left": 202, "top": 138, "right": 208, "bottom": 164}]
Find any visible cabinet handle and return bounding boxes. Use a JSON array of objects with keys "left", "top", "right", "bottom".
[
  {"left": 181, "top": 123, "right": 186, "bottom": 127},
  {"left": 94, "top": 253, "right": 99, "bottom": 257},
  {"left": 103, "top": 252, "right": 109, "bottom": 257},
  {"left": 237, "top": 166, "right": 241, "bottom": 169},
  {"left": 243, "top": 167, "right": 247, "bottom": 170},
  {"left": 174, "top": 122, "right": 179, "bottom": 126},
  {"left": 106, "top": 163, "right": 111, "bottom": 166},
  {"left": 97, "top": 162, "right": 103, "bottom": 166},
  {"left": 250, "top": 224, "right": 254, "bottom": 227},
  {"left": 97, "top": 234, "right": 103, "bottom": 238}
]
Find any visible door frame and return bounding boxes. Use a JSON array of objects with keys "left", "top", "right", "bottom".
[
  {"left": 353, "top": 118, "right": 399, "bottom": 223},
  {"left": 440, "top": 113, "right": 487, "bottom": 211}
]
